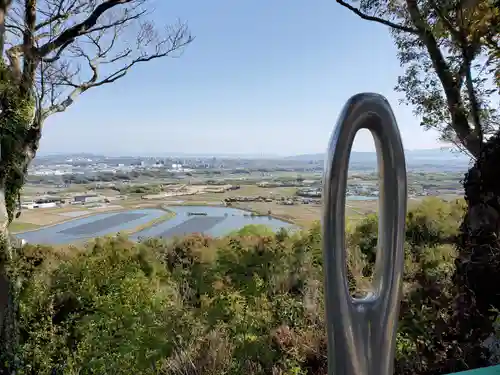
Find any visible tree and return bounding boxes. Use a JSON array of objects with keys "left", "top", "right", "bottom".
[
  {"left": 336, "top": 0, "right": 499, "bottom": 371},
  {"left": 0, "top": 0, "right": 193, "bottom": 369}
]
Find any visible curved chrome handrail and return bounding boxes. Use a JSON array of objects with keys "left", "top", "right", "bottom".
[{"left": 322, "top": 93, "right": 407, "bottom": 375}]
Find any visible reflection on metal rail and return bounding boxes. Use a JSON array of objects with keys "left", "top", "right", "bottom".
[{"left": 322, "top": 93, "right": 407, "bottom": 375}]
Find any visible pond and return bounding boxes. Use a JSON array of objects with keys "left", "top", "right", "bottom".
[
  {"left": 131, "top": 206, "right": 295, "bottom": 241},
  {"left": 16, "top": 209, "right": 167, "bottom": 245},
  {"left": 15, "top": 206, "right": 294, "bottom": 245}
]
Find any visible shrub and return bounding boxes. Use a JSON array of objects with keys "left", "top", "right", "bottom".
[
  {"left": 17, "top": 237, "right": 202, "bottom": 375},
  {"left": 13, "top": 197, "right": 466, "bottom": 375}
]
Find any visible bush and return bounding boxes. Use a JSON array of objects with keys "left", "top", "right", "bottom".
[
  {"left": 12, "top": 198, "right": 467, "bottom": 375},
  {"left": 17, "top": 237, "right": 202, "bottom": 374}
]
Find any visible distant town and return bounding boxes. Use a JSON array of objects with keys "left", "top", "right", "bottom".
[{"left": 23, "top": 151, "right": 467, "bottom": 210}]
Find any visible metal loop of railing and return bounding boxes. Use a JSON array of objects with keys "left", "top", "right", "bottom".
[{"left": 322, "top": 93, "right": 408, "bottom": 375}]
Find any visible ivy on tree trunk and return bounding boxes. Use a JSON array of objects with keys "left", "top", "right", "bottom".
[{"left": 0, "top": 62, "right": 35, "bottom": 372}]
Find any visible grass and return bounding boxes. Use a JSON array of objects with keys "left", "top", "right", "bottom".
[
  {"left": 13, "top": 207, "right": 92, "bottom": 226},
  {"left": 231, "top": 200, "right": 377, "bottom": 227},
  {"left": 9, "top": 221, "right": 41, "bottom": 233},
  {"left": 177, "top": 185, "right": 296, "bottom": 202},
  {"left": 12, "top": 205, "right": 130, "bottom": 233}
]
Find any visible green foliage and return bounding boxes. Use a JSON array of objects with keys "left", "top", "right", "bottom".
[
  {"left": 121, "top": 184, "right": 164, "bottom": 195},
  {"left": 17, "top": 237, "right": 201, "bottom": 374},
  {"left": 12, "top": 198, "right": 467, "bottom": 374},
  {"left": 405, "top": 197, "right": 465, "bottom": 246},
  {"left": 229, "top": 224, "right": 276, "bottom": 237}
]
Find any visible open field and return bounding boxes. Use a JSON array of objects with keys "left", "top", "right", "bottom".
[
  {"left": 14, "top": 207, "right": 95, "bottom": 226},
  {"left": 13, "top": 205, "right": 126, "bottom": 225},
  {"left": 9, "top": 205, "right": 130, "bottom": 233},
  {"left": 231, "top": 199, "right": 427, "bottom": 227},
  {"left": 9, "top": 221, "right": 41, "bottom": 233},
  {"left": 232, "top": 201, "right": 321, "bottom": 226},
  {"left": 169, "top": 184, "right": 299, "bottom": 202}
]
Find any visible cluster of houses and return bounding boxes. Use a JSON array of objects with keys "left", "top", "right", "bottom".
[
  {"left": 21, "top": 194, "right": 109, "bottom": 210},
  {"left": 296, "top": 188, "right": 322, "bottom": 198},
  {"left": 257, "top": 180, "right": 318, "bottom": 188},
  {"left": 278, "top": 197, "right": 320, "bottom": 205}
]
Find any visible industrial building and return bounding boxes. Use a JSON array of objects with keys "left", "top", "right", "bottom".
[{"left": 72, "top": 194, "right": 105, "bottom": 205}]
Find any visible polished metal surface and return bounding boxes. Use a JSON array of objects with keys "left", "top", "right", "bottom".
[{"left": 322, "top": 93, "right": 407, "bottom": 375}]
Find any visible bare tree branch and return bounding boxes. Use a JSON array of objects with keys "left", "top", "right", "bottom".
[
  {"left": 336, "top": 0, "right": 419, "bottom": 34},
  {"left": 21, "top": 0, "right": 37, "bottom": 94},
  {"left": 40, "top": 37, "right": 70, "bottom": 62},
  {"left": 37, "top": 0, "right": 136, "bottom": 57},
  {"left": 34, "top": 0, "right": 68, "bottom": 31},
  {"left": 2, "top": 0, "right": 194, "bottom": 119},
  {"left": 41, "top": 17, "right": 193, "bottom": 117}
]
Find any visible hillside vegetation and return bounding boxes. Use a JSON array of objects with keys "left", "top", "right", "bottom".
[{"left": 11, "top": 198, "right": 490, "bottom": 375}]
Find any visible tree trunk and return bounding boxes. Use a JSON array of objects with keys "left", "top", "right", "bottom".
[
  {"left": 0, "top": 117, "right": 40, "bottom": 372},
  {"left": 454, "top": 132, "right": 500, "bottom": 369},
  {"left": 0, "top": 177, "right": 18, "bottom": 373}
]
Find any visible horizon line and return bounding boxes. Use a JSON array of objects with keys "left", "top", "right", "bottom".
[{"left": 36, "top": 146, "right": 464, "bottom": 159}]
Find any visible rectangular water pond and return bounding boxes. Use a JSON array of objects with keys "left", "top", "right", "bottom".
[
  {"left": 157, "top": 216, "right": 226, "bottom": 238},
  {"left": 16, "top": 209, "right": 167, "bottom": 245},
  {"left": 59, "top": 213, "right": 148, "bottom": 235}
]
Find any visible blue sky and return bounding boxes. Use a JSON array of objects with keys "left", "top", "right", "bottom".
[{"left": 39, "top": 0, "right": 444, "bottom": 157}]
